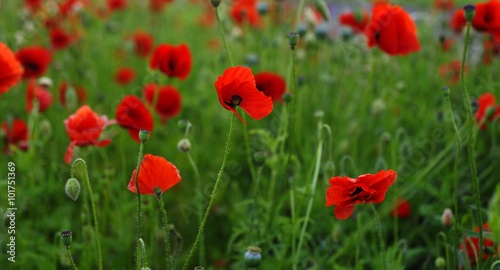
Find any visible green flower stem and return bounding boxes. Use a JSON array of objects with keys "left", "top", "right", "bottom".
[
  {"left": 294, "top": 0, "right": 306, "bottom": 28},
  {"left": 67, "top": 247, "right": 78, "bottom": 270},
  {"left": 438, "top": 232, "right": 451, "bottom": 270},
  {"left": 370, "top": 204, "right": 387, "bottom": 270},
  {"left": 461, "top": 21, "right": 483, "bottom": 268},
  {"left": 247, "top": 167, "right": 264, "bottom": 246},
  {"left": 71, "top": 159, "right": 103, "bottom": 270},
  {"left": 215, "top": 6, "right": 234, "bottom": 67},
  {"left": 293, "top": 121, "right": 324, "bottom": 269},
  {"left": 133, "top": 141, "right": 145, "bottom": 270},
  {"left": 444, "top": 89, "right": 461, "bottom": 270},
  {"left": 187, "top": 152, "right": 205, "bottom": 266},
  {"left": 156, "top": 195, "right": 171, "bottom": 270},
  {"left": 182, "top": 114, "right": 235, "bottom": 270}
]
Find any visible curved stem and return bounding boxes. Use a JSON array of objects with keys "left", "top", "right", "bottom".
[
  {"left": 182, "top": 115, "right": 235, "bottom": 270},
  {"left": 461, "top": 21, "right": 483, "bottom": 268},
  {"left": 187, "top": 152, "right": 205, "bottom": 266},
  {"left": 293, "top": 122, "right": 324, "bottom": 269},
  {"left": 67, "top": 247, "right": 78, "bottom": 270},
  {"left": 72, "top": 159, "right": 103, "bottom": 270},
  {"left": 445, "top": 90, "right": 461, "bottom": 270},
  {"left": 437, "top": 232, "right": 451, "bottom": 270},
  {"left": 157, "top": 195, "right": 171, "bottom": 270},
  {"left": 133, "top": 141, "right": 145, "bottom": 270},
  {"left": 370, "top": 204, "right": 387, "bottom": 270}
]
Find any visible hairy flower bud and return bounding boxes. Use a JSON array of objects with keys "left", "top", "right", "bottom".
[{"left": 65, "top": 178, "right": 81, "bottom": 201}]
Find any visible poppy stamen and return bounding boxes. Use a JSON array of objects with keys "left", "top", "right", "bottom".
[
  {"left": 225, "top": 95, "right": 243, "bottom": 108},
  {"left": 350, "top": 187, "right": 363, "bottom": 196}
]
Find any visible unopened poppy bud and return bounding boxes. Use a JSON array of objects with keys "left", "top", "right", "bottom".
[
  {"left": 61, "top": 230, "right": 72, "bottom": 247},
  {"left": 442, "top": 86, "right": 450, "bottom": 98},
  {"left": 38, "top": 76, "right": 53, "bottom": 89},
  {"left": 463, "top": 5, "right": 476, "bottom": 22},
  {"left": 254, "top": 151, "right": 267, "bottom": 165},
  {"left": 486, "top": 106, "right": 496, "bottom": 119},
  {"left": 314, "top": 110, "right": 324, "bottom": 118},
  {"left": 194, "top": 267, "right": 205, "bottom": 270},
  {"left": 246, "top": 53, "right": 259, "bottom": 66},
  {"left": 435, "top": 257, "right": 446, "bottom": 268},
  {"left": 257, "top": 2, "right": 268, "bottom": 15},
  {"left": 139, "top": 130, "right": 150, "bottom": 143},
  {"left": 283, "top": 93, "right": 292, "bottom": 103},
  {"left": 177, "top": 138, "right": 191, "bottom": 152},
  {"left": 314, "top": 24, "right": 328, "bottom": 40},
  {"left": 314, "top": 0, "right": 330, "bottom": 21},
  {"left": 297, "top": 23, "right": 307, "bottom": 37},
  {"left": 210, "top": 0, "right": 221, "bottom": 8},
  {"left": 371, "top": 98, "right": 386, "bottom": 116},
  {"left": 288, "top": 32, "right": 299, "bottom": 49},
  {"left": 244, "top": 246, "right": 262, "bottom": 268},
  {"left": 65, "top": 178, "right": 81, "bottom": 201},
  {"left": 441, "top": 208, "right": 454, "bottom": 226}
]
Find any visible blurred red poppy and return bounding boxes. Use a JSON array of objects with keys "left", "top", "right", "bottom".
[
  {"left": 26, "top": 79, "right": 53, "bottom": 113},
  {"left": 132, "top": 31, "right": 154, "bottom": 58},
  {"left": 116, "top": 95, "right": 154, "bottom": 142},
  {"left": 58, "top": 0, "right": 85, "bottom": 17},
  {"left": 128, "top": 154, "right": 181, "bottom": 195},
  {"left": 107, "top": 0, "right": 127, "bottom": 12},
  {"left": 254, "top": 72, "right": 286, "bottom": 102},
  {"left": 0, "top": 43, "right": 23, "bottom": 95},
  {"left": 149, "top": 0, "right": 172, "bottom": 12},
  {"left": 59, "top": 81, "right": 88, "bottom": 108},
  {"left": 438, "top": 60, "right": 465, "bottom": 85},
  {"left": 452, "top": 2, "right": 500, "bottom": 37},
  {"left": 460, "top": 223, "right": 498, "bottom": 266},
  {"left": 440, "top": 37, "right": 454, "bottom": 51},
  {"left": 433, "top": 0, "right": 454, "bottom": 11},
  {"left": 389, "top": 198, "right": 411, "bottom": 219},
  {"left": 149, "top": 43, "right": 192, "bottom": 80},
  {"left": 15, "top": 46, "right": 52, "bottom": 79},
  {"left": 24, "top": 0, "right": 42, "bottom": 12},
  {"left": 230, "top": 0, "right": 261, "bottom": 28},
  {"left": 451, "top": 9, "right": 467, "bottom": 33},
  {"left": 50, "top": 27, "right": 73, "bottom": 50},
  {"left": 143, "top": 84, "right": 182, "bottom": 123},
  {"left": 365, "top": 4, "right": 420, "bottom": 56},
  {"left": 326, "top": 170, "right": 397, "bottom": 220},
  {"left": 64, "top": 105, "right": 113, "bottom": 164},
  {"left": 114, "top": 67, "right": 135, "bottom": 85},
  {"left": 475, "top": 92, "right": 500, "bottom": 128},
  {"left": 215, "top": 66, "right": 273, "bottom": 124},
  {"left": 2, "top": 119, "right": 29, "bottom": 154},
  {"left": 339, "top": 10, "right": 369, "bottom": 34}
]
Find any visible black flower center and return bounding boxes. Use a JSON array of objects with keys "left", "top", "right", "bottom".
[
  {"left": 225, "top": 95, "right": 243, "bottom": 108},
  {"left": 350, "top": 187, "right": 363, "bottom": 196},
  {"left": 25, "top": 62, "right": 39, "bottom": 72}
]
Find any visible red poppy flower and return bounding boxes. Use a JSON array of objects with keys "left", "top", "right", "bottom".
[
  {"left": 116, "top": 95, "right": 154, "bottom": 142},
  {"left": 215, "top": 66, "right": 273, "bottom": 124},
  {"left": 433, "top": 0, "right": 454, "bottom": 11},
  {"left": 107, "top": 0, "right": 127, "bottom": 12},
  {"left": 471, "top": 1, "right": 500, "bottom": 35},
  {"left": 389, "top": 198, "right": 411, "bottom": 219},
  {"left": 15, "top": 46, "right": 52, "bottom": 79},
  {"left": 149, "top": 0, "right": 172, "bottom": 12},
  {"left": 460, "top": 223, "right": 498, "bottom": 266},
  {"left": 2, "top": 119, "right": 29, "bottom": 154},
  {"left": 143, "top": 84, "right": 182, "bottom": 123},
  {"left": 128, "top": 154, "right": 181, "bottom": 195},
  {"left": 149, "top": 43, "right": 192, "bottom": 80},
  {"left": 64, "top": 105, "right": 113, "bottom": 164},
  {"left": 59, "top": 81, "right": 88, "bottom": 108},
  {"left": 325, "top": 170, "right": 397, "bottom": 220},
  {"left": 132, "top": 31, "right": 154, "bottom": 58},
  {"left": 365, "top": 4, "right": 420, "bottom": 56},
  {"left": 230, "top": 0, "right": 261, "bottom": 28},
  {"left": 24, "top": 0, "right": 42, "bottom": 12},
  {"left": 254, "top": 72, "right": 286, "bottom": 102},
  {"left": 0, "top": 43, "right": 23, "bottom": 95},
  {"left": 26, "top": 79, "right": 53, "bottom": 113},
  {"left": 50, "top": 27, "right": 73, "bottom": 50},
  {"left": 475, "top": 92, "right": 500, "bottom": 128},
  {"left": 58, "top": 0, "right": 85, "bottom": 17},
  {"left": 339, "top": 10, "right": 369, "bottom": 34},
  {"left": 114, "top": 67, "right": 135, "bottom": 85},
  {"left": 451, "top": 9, "right": 467, "bottom": 33},
  {"left": 438, "top": 60, "right": 466, "bottom": 85},
  {"left": 440, "top": 37, "right": 454, "bottom": 51}
]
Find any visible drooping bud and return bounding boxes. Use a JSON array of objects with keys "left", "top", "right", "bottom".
[
  {"left": 61, "top": 230, "right": 73, "bottom": 247},
  {"left": 139, "top": 130, "right": 150, "bottom": 143},
  {"left": 244, "top": 246, "right": 262, "bottom": 268},
  {"left": 463, "top": 5, "right": 476, "bottom": 22},
  {"left": 435, "top": 257, "right": 446, "bottom": 268},
  {"left": 288, "top": 32, "right": 299, "bottom": 49},
  {"left": 441, "top": 208, "right": 454, "bottom": 227},
  {"left": 65, "top": 178, "right": 81, "bottom": 201},
  {"left": 38, "top": 77, "right": 53, "bottom": 89},
  {"left": 314, "top": 0, "right": 330, "bottom": 21},
  {"left": 177, "top": 138, "right": 192, "bottom": 153}
]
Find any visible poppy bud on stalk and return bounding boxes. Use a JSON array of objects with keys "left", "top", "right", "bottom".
[
  {"left": 441, "top": 208, "right": 454, "bottom": 226},
  {"left": 194, "top": 267, "right": 205, "bottom": 270},
  {"left": 139, "top": 130, "right": 150, "bottom": 143},
  {"left": 253, "top": 151, "right": 267, "bottom": 165},
  {"left": 288, "top": 32, "right": 299, "bottom": 49},
  {"left": 435, "top": 257, "right": 446, "bottom": 268},
  {"left": 177, "top": 138, "right": 191, "bottom": 152},
  {"left": 61, "top": 230, "right": 73, "bottom": 247},
  {"left": 65, "top": 178, "right": 81, "bottom": 201},
  {"left": 244, "top": 246, "right": 262, "bottom": 268},
  {"left": 442, "top": 86, "right": 450, "bottom": 98},
  {"left": 463, "top": 5, "right": 476, "bottom": 22}
]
